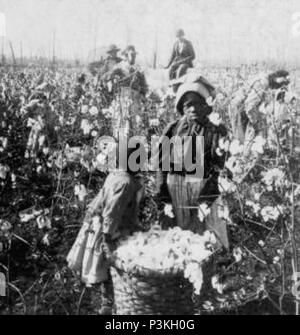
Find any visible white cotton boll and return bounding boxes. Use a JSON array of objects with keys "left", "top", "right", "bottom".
[
  {"left": 225, "top": 157, "right": 243, "bottom": 175},
  {"left": 38, "top": 135, "right": 45, "bottom": 147},
  {"left": 42, "top": 233, "right": 50, "bottom": 246},
  {"left": 80, "top": 119, "right": 92, "bottom": 135},
  {"left": 215, "top": 147, "right": 223, "bottom": 157},
  {"left": 218, "top": 175, "right": 236, "bottom": 193},
  {"left": 91, "top": 130, "right": 98, "bottom": 137},
  {"left": 36, "top": 165, "right": 43, "bottom": 174},
  {"left": 81, "top": 105, "right": 88, "bottom": 114},
  {"left": 198, "top": 203, "right": 211, "bottom": 222},
  {"left": 164, "top": 204, "right": 174, "bottom": 218},
  {"left": 11, "top": 173, "right": 16, "bottom": 183},
  {"left": 0, "top": 137, "right": 8, "bottom": 149},
  {"left": 229, "top": 139, "right": 243, "bottom": 156},
  {"left": 208, "top": 112, "right": 221, "bottom": 125},
  {"left": 36, "top": 215, "right": 52, "bottom": 230},
  {"left": 233, "top": 247, "right": 243, "bottom": 262},
  {"left": 259, "top": 103, "right": 267, "bottom": 114},
  {"left": 107, "top": 81, "right": 113, "bottom": 92},
  {"left": 74, "top": 184, "right": 87, "bottom": 202},
  {"left": 262, "top": 168, "right": 285, "bottom": 188},
  {"left": 59, "top": 115, "right": 64, "bottom": 125},
  {"left": 251, "top": 136, "right": 266, "bottom": 155},
  {"left": 89, "top": 106, "right": 98, "bottom": 116},
  {"left": 261, "top": 206, "right": 280, "bottom": 222},
  {"left": 43, "top": 147, "right": 50, "bottom": 155},
  {"left": 211, "top": 275, "right": 224, "bottom": 294},
  {"left": 245, "top": 200, "right": 260, "bottom": 215},
  {"left": 19, "top": 213, "right": 35, "bottom": 223},
  {"left": 0, "top": 164, "right": 9, "bottom": 179}
]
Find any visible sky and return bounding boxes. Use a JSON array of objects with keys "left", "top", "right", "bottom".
[{"left": 0, "top": 0, "right": 300, "bottom": 65}]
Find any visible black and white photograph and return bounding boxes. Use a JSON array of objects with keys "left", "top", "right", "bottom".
[{"left": 0, "top": 0, "right": 300, "bottom": 318}]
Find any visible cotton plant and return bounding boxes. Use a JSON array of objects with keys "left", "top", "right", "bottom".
[
  {"left": 0, "top": 136, "right": 8, "bottom": 152},
  {"left": 80, "top": 119, "right": 93, "bottom": 135},
  {"left": 212, "top": 102, "right": 300, "bottom": 310},
  {"left": 74, "top": 184, "right": 88, "bottom": 202}
]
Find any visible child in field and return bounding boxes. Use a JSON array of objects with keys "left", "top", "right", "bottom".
[{"left": 67, "top": 147, "right": 144, "bottom": 314}]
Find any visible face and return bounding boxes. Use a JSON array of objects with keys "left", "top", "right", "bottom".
[
  {"left": 182, "top": 92, "right": 211, "bottom": 123},
  {"left": 176, "top": 31, "right": 184, "bottom": 41}
]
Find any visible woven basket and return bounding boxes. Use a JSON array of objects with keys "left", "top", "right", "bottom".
[{"left": 111, "top": 258, "right": 195, "bottom": 315}]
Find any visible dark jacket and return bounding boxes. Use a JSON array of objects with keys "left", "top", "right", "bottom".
[
  {"left": 167, "top": 38, "right": 196, "bottom": 68},
  {"left": 156, "top": 117, "right": 228, "bottom": 207}
]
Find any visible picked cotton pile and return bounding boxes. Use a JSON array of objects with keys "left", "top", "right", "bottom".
[{"left": 115, "top": 226, "right": 217, "bottom": 294}]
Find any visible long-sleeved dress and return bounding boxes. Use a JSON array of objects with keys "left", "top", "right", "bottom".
[{"left": 67, "top": 171, "right": 144, "bottom": 285}]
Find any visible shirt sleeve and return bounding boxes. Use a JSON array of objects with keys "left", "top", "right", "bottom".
[
  {"left": 187, "top": 41, "right": 195, "bottom": 61},
  {"left": 199, "top": 125, "right": 228, "bottom": 207},
  {"left": 102, "top": 180, "right": 134, "bottom": 237},
  {"left": 155, "top": 121, "right": 178, "bottom": 203}
]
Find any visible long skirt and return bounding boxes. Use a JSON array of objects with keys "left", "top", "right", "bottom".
[
  {"left": 111, "top": 87, "right": 143, "bottom": 139},
  {"left": 167, "top": 174, "right": 229, "bottom": 248},
  {"left": 67, "top": 218, "right": 110, "bottom": 286}
]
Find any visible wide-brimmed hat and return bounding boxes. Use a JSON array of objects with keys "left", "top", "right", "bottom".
[
  {"left": 107, "top": 44, "right": 120, "bottom": 54},
  {"left": 122, "top": 45, "right": 137, "bottom": 55},
  {"left": 175, "top": 74, "right": 216, "bottom": 113}
]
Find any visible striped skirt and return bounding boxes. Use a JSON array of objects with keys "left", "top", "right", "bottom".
[{"left": 167, "top": 174, "right": 229, "bottom": 248}]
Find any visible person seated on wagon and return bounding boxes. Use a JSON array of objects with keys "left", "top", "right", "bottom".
[{"left": 165, "top": 29, "right": 196, "bottom": 81}]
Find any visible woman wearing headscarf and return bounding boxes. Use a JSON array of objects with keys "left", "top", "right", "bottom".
[{"left": 156, "top": 75, "right": 229, "bottom": 248}]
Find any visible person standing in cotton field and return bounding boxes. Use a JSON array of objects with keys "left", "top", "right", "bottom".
[
  {"left": 229, "top": 70, "right": 290, "bottom": 145},
  {"left": 73, "top": 73, "right": 86, "bottom": 103},
  {"left": 103, "top": 45, "right": 148, "bottom": 139},
  {"left": 67, "top": 146, "right": 144, "bottom": 315},
  {"left": 156, "top": 75, "right": 229, "bottom": 249}
]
